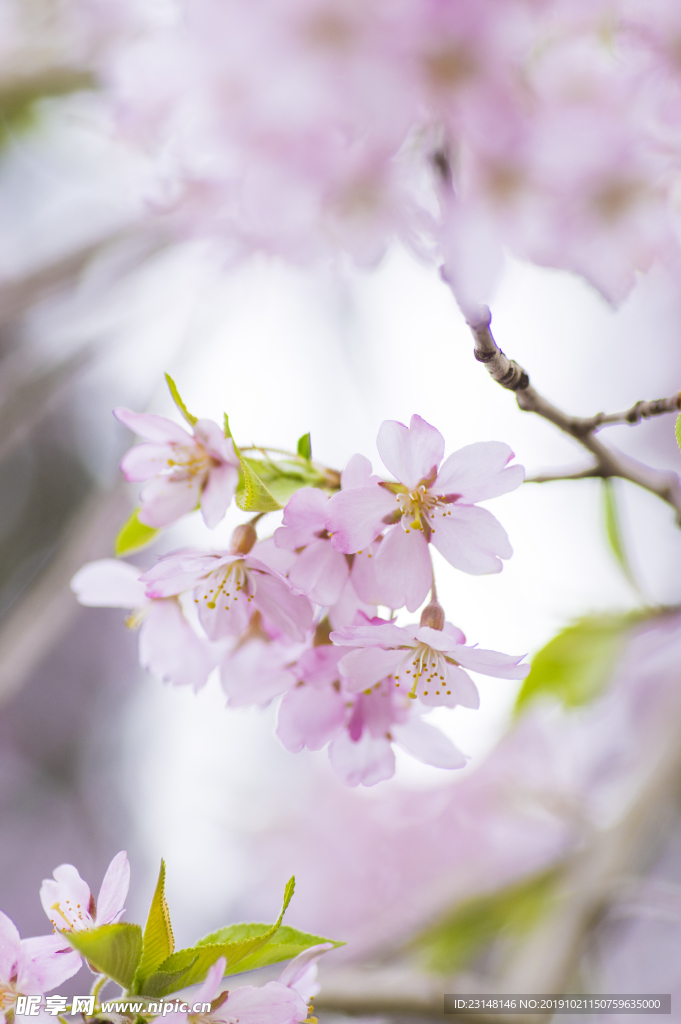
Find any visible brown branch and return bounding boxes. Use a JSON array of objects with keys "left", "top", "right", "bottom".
[{"left": 467, "top": 308, "right": 681, "bottom": 524}]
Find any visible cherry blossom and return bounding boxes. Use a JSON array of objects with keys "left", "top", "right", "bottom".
[
  {"left": 114, "top": 409, "right": 240, "bottom": 529},
  {"left": 330, "top": 618, "right": 529, "bottom": 708},
  {"left": 0, "top": 912, "right": 81, "bottom": 1022},
  {"left": 325, "top": 415, "right": 524, "bottom": 611},
  {"left": 40, "top": 851, "right": 129, "bottom": 936},
  {"left": 71, "top": 560, "right": 216, "bottom": 691}
]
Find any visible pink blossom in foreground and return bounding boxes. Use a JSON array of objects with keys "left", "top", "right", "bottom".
[
  {"left": 163, "top": 944, "right": 333, "bottom": 1024},
  {"left": 218, "top": 611, "right": 305, "bottom": 709},
  {"left": 114, "top": 408, "right": 240, "bottom": 529},
  {"left": 325, "top": 416, "right": 524, "bottom": 611},
  {"left": 140, "top": 548, "right": 314, "bottom": 642},
  {"left": 71, "top": 560, "right": 216, "bottom": 690},
  {"left": 331, "top": 620, "right": 529, "bottom": 708},
  {"left": 277, "top": 641, "right": 466, "bottom": 786},
  {"left": 40, "top": 851, "right": 129, "bottom": 935},
  {"left": 0, "top": 912, "right": 81, "bottom": 1020}
]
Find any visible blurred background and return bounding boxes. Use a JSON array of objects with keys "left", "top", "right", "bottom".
[{"left": 2, "top": 2, "right": 681, "bottom": 1022}]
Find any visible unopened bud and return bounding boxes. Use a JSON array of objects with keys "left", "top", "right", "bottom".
[
  {"left": 230, "top": 522, "right": 257, "bottom": 555},
  {"left": 420, "top": 601, "right": 444, "bottom": 630}
]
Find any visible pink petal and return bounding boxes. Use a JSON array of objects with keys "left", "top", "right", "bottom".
[
  {"left": 0, "top": 911, "right": 20, "bottom": 984},
  {"left": 95, "top": 852, "right": 130, "bottom": 925},
  {"left": 220, "top": 981, "right": 307, "bottom": 1024},
  {"left": 220, "top": 640, "right": 295, "bottom": 708},
  {"left": 141, "top": 553, "right": 232, "bottom": 598},
  {"left": 200, "top": 462, "right": 239, "bottom": 528},
  {"left": 275, "top": 488, "right": 328, "bottom": 550},
  {"left": 340, "top": 453, "right": 376, "bottom": 490},
  {"left": 138, "top": 475, "right": 203, "bottom": 528},
  {"left": 338, "top": 647, "right": 403, "bottom": 692},
  {"left": 277, "top": 943, "right": 333, "bottom": 995},
  {"left": 440, "top": 664, "right": 480, "bottom": 709},
  {"left": 193, "top": 420, "right": 238, "bottom": 465},
  {"left": 140, "top": 599, "right": 216, "bottom": 688},
  {"left": 296, "top": 644, "right": 345, "bottom": 687},
  {"left": 375, "top": 525, "right": 432, "bottom": 612},
  {"left": 349, "top": 540, "right": 386, "bottom": 606},
  {"left": 252, "top": 538, "right": 297, "bottom": 575},
  {"left": 17, "top": 936, "right": 82, "bottom": 994},
  {"left": 276, "top": 685, "right": 346, "bottom": 752},
  {"left": 414, "top": 625, "right": 461, "bottom": 653},
  {"left": 328, "top": 579, "right": 375, "bottom": 630},
  {"left": 119, "top": 443, "right": 174, "bottom": 482},
  {"left": 71, "top": 560, "right": 147, "bottom": 609},
  {"left": 442, "top": 621, "right": 467, "bottom": 646},
  {"left": 330, "top": 622, "right": 413, "bottom": 647},
  {"left": 113, "top": 408, "right": 193, "bottom": 444},
  {"left": 450, "top": 646, "right": 530, "bottom": 679},
  {"left": 288, "top": 540, "right": 349, "bottom": 605},
  {"left": 376, "top": 415, "right": 444, "bottom": 489},
  {"left": 431, "top": 505, "right": 512, "bottom": 575},
  {"left": 196, "top": 956, "right": 226, "bottom": 1003},
  {"left": 434, "top": 441, "right": 525, "bottom": 502},
  {"left": 392, "top": 719, "right": 467, "bottom": 769},
  {"left": 324, "top": 486, "right": 395, "bottom": 554},
  {"left": 198, "top": 586, "right": 252, "bottom": 640},
  {"left": 328, "top": 731, "right": 395, "bottom": 787},
  {"left": 252, "top": 572, "right": 314, "bottom": 641}
]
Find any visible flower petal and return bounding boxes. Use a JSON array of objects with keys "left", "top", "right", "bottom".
[
  {"left": 435, "top": 441, "right": 524, "bottom": 501},
  {"left": 221, "top": 980, "right": 307, "bottom": 1024},
  {"left": 341, "top": 453, "right": 376, "bottom": 490},
  {"left": 140, "top": 599, "right": 216, "bottom": 688},
  {"left": 0, "top": 911, "right": 20, "bottom": 984},
  {"left": 220, "top": 640, "right": 295, "bottom": 708},
  {"left": 275, "top": 488, "right": 328, "bottom": 549},
  {"left": 338, "top": 647, "right": 403, "bottom": 692},
  {"left": 276, "top": 685, "right": 346, "bottom": 752},
  {"left": 450, "top": 645, "right": 530, "bottom": 679},
  {"left": 138, "top": 475, "right": 203, "bottom": 528},
  {"left": 193, "top": 420, "right": 238, "bottom": 465},
  {"left": 328, "top": 730, "right": 395, "bottom": 787},
  {"left": 324, "top": 485, "right": 395, "bottom": 553},
  {"left": 95, "top": 852, "right": 130, "bottom": 926},
  {"left": 113, "top": 409, "right": 193, "bottom": 445},
  {"left": 17, "top": 936, "right": 82, "bottom": 994},
  {"left": 40, "top": 865, "right": 92, "bottom": 933},
  {"left": 431, "top": 504, "right": 512, "bottom": 574},
  {"left": 288, "top": 540, "right": 349, "bottom": 606},
  {"left": 376, "top": 415, "right": 444, "bottom": 489},
  {"left": 375, "top": 525, "right": 432, "bottom": 612},
  {"left": 277, "top": 943, "right": 333, "bottom": 996},
  {"left": 71, "top": 560, "right": 146, "bottom": 609},
  {"left": 119, "top": 443, "right": 174, "bottom": 482},
  {"left": 252, "top": 572, "right": 314, "bottom": 641},
  {"left": 392, "top": 718, "right": 467, "bottom": 769},
  {"left": 330, "top": 622, "right": 413, "bottom": 647},
  {"left": 200, "top": 462, "right": 239, "bottom": 528}
]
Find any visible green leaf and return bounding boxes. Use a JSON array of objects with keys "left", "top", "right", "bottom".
[
  {"left": 66, "top": 923, "right": 143, "bottom": 989},
  {"left": 135, "top": 860, "right": 175, "bottom": 989},
  {"left": 296, "top": 433, "right": 312, "bottom": 461},
  {"left": 235, "top": 458, "right": 283, "bottom": 512},
  {"left": 142, "top": 877, "right": 296, "bottom": 995},
  {"left": 115, "top": 508, "right": 160, "bottom": 557},
  {"left": 165, "top": 373, "right": 198, "bottom": 427},
  {"left": 676, "top": 413, "right": 681, "bottom": 452},
  {"left": 514, "top": 614, "right": 638, "bottom": 714},
  {"left": 224, "top": 414, "right": 232, "bottom": 439},
  {"left": 602, "top": 478, "right": 640, "bottom": 594},
  {"left": 411, "top": 869, "right": 560, "bottom": 974},
  {"left": 197, "top": 924, "right": 343, "bottom": 975}
]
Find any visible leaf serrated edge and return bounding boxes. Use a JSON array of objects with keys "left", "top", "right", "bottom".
[{"left": 165, "top": 373, "right": 198, "bottom": 426}]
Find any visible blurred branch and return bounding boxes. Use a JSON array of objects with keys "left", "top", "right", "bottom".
[{"left": 468, "top": 309, "right": 681, "bottom": 523}]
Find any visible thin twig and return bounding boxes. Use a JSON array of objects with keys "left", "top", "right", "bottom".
[{"left": 467, "top": 308, "right": 681, "bottom": 524}]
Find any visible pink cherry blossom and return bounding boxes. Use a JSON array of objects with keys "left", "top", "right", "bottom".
[
  {"left": 325, "top": 415, "right": 524, "bottom": 611},
  {"left": 277, "top": 638, "right": 467, "bottom": 786},
  {"left": 218, "top": 611, "right": 305, "bottom": 708},
  {"left": 71, "top": 560, "right": 216, "bottom": 691},
  {"left": 140, "top": 550, "right": 314, "bottom": 642},
  {"left": 40, "top": 851, "right": 129, "bottom": 935},
  {"left": 330, "top": 619, "right": 529, "bottom": 708},
  {"left": 0, "top": 911, "right": 81, "bottom": 1020},
  {"left": 114, "top": 408, "right": 240, "bottom": 529}
]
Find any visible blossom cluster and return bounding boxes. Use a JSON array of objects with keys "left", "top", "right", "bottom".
[
  {"left": 0, "top": 851, "right": 334, "bottom": 1024},
  {"left": 71, "top": 0, "right": 681, "bottom": 307},
  {"left": 73, "top": 382, "right": 529, "bottom": 787}
]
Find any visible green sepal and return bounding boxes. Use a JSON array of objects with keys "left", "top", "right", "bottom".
[
  {"left": 411, "top": 869, "right": 560, "bottom": 974},
  {"left": 165, "top": 373, "right": 198, "bottom": 427},
  {"left": 65, "top": 923, "right": 143, "bottom": 989},
  {"left": 199, "top": 924, "right": 343, "bottom": 975},
  {"left": 134, "top": 860, "right": 175, "bottom": 989},
  {"left": 142, "top": 877, "right": 295, "bottom": 995},
  {"left": 296, "top": 433, "right": 312, "bottom": 461},
  {"left": 514, "top": 613, "right": 645, "bottom": 714},
  {"left": 676, "top": 412, "right": 681, "bottom": 452},
  {"left": 115, "top": 508, "right": 160, "bottom": 557}
]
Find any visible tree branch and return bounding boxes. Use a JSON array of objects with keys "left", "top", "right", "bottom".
[{"left": 467, "top": 308, "right": 681, "bottom": 524}]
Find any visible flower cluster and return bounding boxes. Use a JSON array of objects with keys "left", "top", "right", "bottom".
[
  {"left": 2, "top": 851, "right": 335, "bottom": 1024},
  {"left": 73, "top": 382, "right": 529, "bottom": 787},
  {"left": 76, "top": 0, "right": 681, "bottom": 306}
]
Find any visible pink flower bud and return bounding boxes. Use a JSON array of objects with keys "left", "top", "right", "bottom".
[
  {"left": 420, "top": 601, "right": 445, "bottom": 630},
  {"left": 230, "top": 523, "right": 258, "bottom": 555}
]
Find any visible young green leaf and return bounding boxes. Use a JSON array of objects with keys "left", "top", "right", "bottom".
[
  {"left": 135, "top": 860, "right": 175, "bottom": 988},
  {"left": 224, "top": 413, "right": 232, "bottom": 439},
  {"left": 165, "top": 373, "right": 198, "bottom": 427},
  {"left": 676, "top": 413, "right": 681, "bottom": 452},
  {"left": 115, "top": 508, "right": 160, "bottom": 557},
  {"left": 602, "top": 478, "right": 641, "bottom": 595},
  {"left": 235, "top": 458, "right": 283, "bottom": 512},
  {"left": 296, "top": 433, "right": 312, "bottom": 461},
  {"left": 197, "top": 924, "right": 343, "bottom": 975},
  {"left": 142, "top": 877, "right": 296, "bottom": 995},
  {"left": 514, "top": 613, "right": 642, "bottom": 714},
  {"left": 411, "top": 869, "right": 560, "bottom": 974},
  {"left": 65, "top": 923, "right": 143, "bottom": 989}
]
